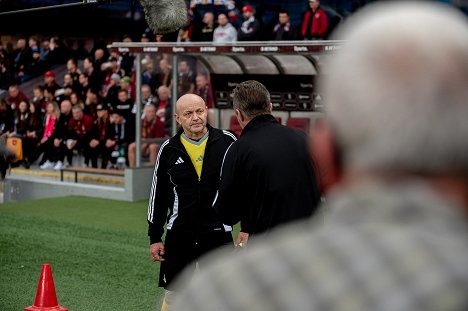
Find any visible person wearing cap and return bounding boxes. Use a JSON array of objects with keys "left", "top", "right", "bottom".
[
  {"left": 238, "top": 5, "right": 261, "bottom": 41},
  {"left": 102, "top": 73, "right": 122, "bottom": 105},
  {"left": 301, "top": 0, "right": 329, "bottom": 40},
  {"left": 88, "top": 103, "right": 113, "bottom": 169},
  {"left": 108, "top": 108, "right": 135, "bottom": 169},
  {"left": 43, "top": 70, "right": 60, "bottom": 96}
]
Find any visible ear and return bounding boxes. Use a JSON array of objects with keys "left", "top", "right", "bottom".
[
  {"left": 235, "top": 109, "right": 246, "bottom": 128},
  {"left": 310, "top": 118, "right": 342, "bottom": 195},
  {"left": 174, "top": 113, "right": 181, "bottom": 126},
  {"left": 268, "top": 102, "right": 273, "bottom": 113}
]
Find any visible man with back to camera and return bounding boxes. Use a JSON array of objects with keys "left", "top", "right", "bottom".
[
  {"left": 173, "top": 2, "right": 468, "bottom": 310},
  {"left": 212, "top": 80, "right": 321, "bottom": 247},
  {"left": 147, "top": 94, "right": 237, "bottom": 310}
]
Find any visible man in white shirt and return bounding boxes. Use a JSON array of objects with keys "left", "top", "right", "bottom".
[{"left": 213, "top": 13, "right": 237, "bottom": 43}]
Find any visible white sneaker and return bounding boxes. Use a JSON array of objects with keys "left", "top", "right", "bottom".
[
  {"left": 53, "top": 161, "right": 63, "bottom": 171},
  {"left": 40, "top": 160, "right": 55, "bottom": 170}
]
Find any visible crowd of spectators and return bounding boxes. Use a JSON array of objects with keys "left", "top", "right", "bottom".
[
  {"left": 0, "top": 16, "right": 232, "bottom": 172},
  {"left": 0, "top": 0, "right": 379, "bottom": 172}
]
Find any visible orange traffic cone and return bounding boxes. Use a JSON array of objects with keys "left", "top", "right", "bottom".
[{"left": 25, "top": 263, "right": 68, "bottom": 311}]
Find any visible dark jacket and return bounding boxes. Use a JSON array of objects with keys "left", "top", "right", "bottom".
[
  {"left": 213, "top": 114, "right": 321, "bottom": 235},
  {"left": 147, "top": 125, "right": 237, "bottom": 244}
]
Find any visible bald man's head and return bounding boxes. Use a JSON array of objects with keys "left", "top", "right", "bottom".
[{"left": 175, "top": 94, "right": 208, "bottom": 139}]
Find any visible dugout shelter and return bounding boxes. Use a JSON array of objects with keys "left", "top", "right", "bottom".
[{"left": 107, "top": 40, "right": 343, "bottom": 167}]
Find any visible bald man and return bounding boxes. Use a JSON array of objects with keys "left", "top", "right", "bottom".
[{"left": 147, "top": 94, "right": 237, "bottom": 310}]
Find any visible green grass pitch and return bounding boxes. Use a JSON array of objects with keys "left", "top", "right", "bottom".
[{"left": 0, "top": 196, "right": 164, "bottom": 311}]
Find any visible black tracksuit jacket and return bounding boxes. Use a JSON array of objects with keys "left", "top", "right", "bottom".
[
  {"left": 213, "top": 114, "right": 321, "bottom": 235},
  {"left": 147, "top": 125, "right": 237, "bottom": 244}
]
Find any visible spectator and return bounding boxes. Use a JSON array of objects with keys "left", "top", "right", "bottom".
[
  {"left": 28, "top": 47, "right": 47, "bottom": 78},
  {"left": 154, "top": 85, "right": 172, "bottom": 136},
  {"left": 112, "top": 89, "right": 133, "bottom": 120},
  {"left": 149, "top": 57, "right": 173, "bottom": 92},
  {"left": 0, "top": 62, "right": 14, "bottom": 92},
  {"left": 31, "top": 85, "right": 47, "bottom": 115},
  {"left": 119, "top": 75, "right": 136, "bottom": 103},
  {"left": 272, "top": 10, "right": 298, "bottom": 41},
  {"left": 128, "top": 104, "right": 165, "bottom": 167},
  {"left": 119, "top": 35, "right": 135, "bottom": 77},
  {"left": 213, "top": 13, "right": 237, "bottom": 43},
  {"left": 301, "top": 0, "right": 329, "bottom": 40},
  {"left": 177, "top": 59, "right": 195, "bottom": 97},
  {"left": 108, "top": 109, "right": 135, "bottom": 169},
  {"left": 83, "top": 87, "right": 101, "bottom": 120},
  {"left": 43, "top": 70, "right": 61, "bottom": 97},
  {"left": 194, "top": 74, "right": 215, "bottom": 125},
  {"left": 102, "top": 73, "right": 121, "bottom": 106},
  {"left": 8, "top": 100, "right": 29, "bottom": 138},
  {"left": 193, "top": 12, "right": 217, "bottom": 42},
  {"left": 237, "top": 5, "right": 261, "bottom": 41},
  {"left": 52, "top": 99, "right": 74, "bottom": 170},
  {"left": 66, "top": 57, "right": 81, "bottom": 88},
  {"left": 45, "top": 36, "right": 70, "bottom": 66},
  {"left": 0, "top": 99, "right": 13, "bottom": 136},
  {"left": 12, "top": 37, "right": 33, "bottom": 84},
  {"left": 88, "top": 103, "right": 113, "bottom": 169},
  {"left": 32, "top": 101, "right": 60, "bottom": 169},
  {"left": 173, "top": 2, "right": 468, "bottom": 311},
  {"left": 82, "top": 56, "right": 101, "bottom": 91},
  {"left": 6, "top": 84, "right": 29, "bottom": 112},
  {"left": 67, "top": 105, "right": 94, "bottom": 168},
  {"left": 22, "top": 102, "right": 43, "bottom": 168}
]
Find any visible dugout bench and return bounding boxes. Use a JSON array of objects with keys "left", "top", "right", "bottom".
[{"left": 60, "top": 167, "right": 125, "bottom": 183}]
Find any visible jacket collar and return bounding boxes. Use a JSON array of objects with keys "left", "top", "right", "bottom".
[
  {"left": 242, "top": 114, "right": 277, "bottom": 136},
  {"left": 170, "top": 124, "right": 219, "bottom": 148}
]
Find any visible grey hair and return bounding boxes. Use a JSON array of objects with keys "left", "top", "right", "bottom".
[
  {"left": 140, "top": 0, "right": 187, "bottom": 35},
  {"left": 232, "top": 80, "right": 271, "bottom": 119},
  {"left": 322, "top": 1, "right": 468, "bottom": 175}
]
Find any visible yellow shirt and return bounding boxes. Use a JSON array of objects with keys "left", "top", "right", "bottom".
[{"left": 180, "top": 132, "right": 209, "bottom": 178}]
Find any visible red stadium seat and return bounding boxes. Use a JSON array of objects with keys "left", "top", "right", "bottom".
[
  {"left": 229, "top": 115, "right": 243, "bottom": 138},
  {"left": 286, "top": 117, "right": 311, "bottom": 134}
]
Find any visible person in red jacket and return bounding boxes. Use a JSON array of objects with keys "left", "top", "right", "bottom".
[
  {"left": 301, "top": 0, "right": 329, "bottom": 40},
  {"left": 67, "top": 105, "right": 94, "bottom": 167}
]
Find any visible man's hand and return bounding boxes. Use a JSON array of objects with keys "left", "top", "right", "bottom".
[
  {"left": 150, "top": 242, "right": 165, "bottom": 262},
  {"left": 235, "top": 232, "right": 249, "bottom": 248}
]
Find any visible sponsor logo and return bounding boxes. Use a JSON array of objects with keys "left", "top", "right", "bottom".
[
  {"left": 260, "top": 46, "right": 278, "bottom": 52},
  {"left": 172, "top": 47, "right": 185, "bottom": 52},
  {"left": 200, "top": 46, "right": 216, "bottom": 52},
  {"left": 231, "top": 47, "right": 245, "bottom": 52},
  {"left": 118, "top": 48, "right": 129, "bottom": 52},
  {"left": 325, "top": 45, "right": 341, "bottom": 51},
  {"left": 143, "top": 47, "right": 159, "bottom": 52},
  {"left": 294, "top": 46, "right": 308, "bottom": 52}
]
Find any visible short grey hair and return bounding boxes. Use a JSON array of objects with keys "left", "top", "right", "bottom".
[
  {"left": 232, "top": 80, "right": 271, "bottom": 119},
  {"left": 322, "top": 1, "right": 468, "bottom": 176}
]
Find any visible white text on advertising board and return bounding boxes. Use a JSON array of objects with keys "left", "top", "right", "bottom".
[{"left": 143, "top": 47, "right": 159, "bottom": 52}]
